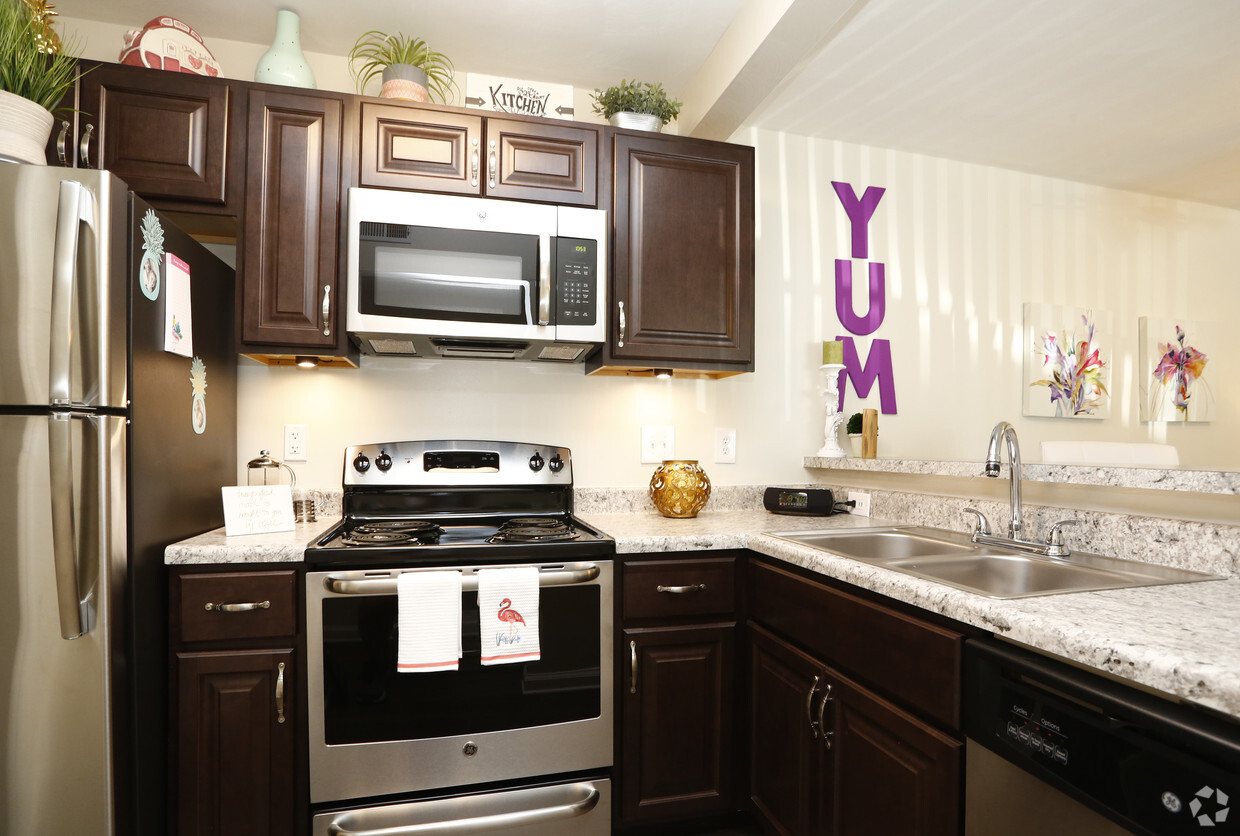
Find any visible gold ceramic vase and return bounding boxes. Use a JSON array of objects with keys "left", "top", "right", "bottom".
[{"left": 649, "top": 460, "right": 711, "bottom": 518}]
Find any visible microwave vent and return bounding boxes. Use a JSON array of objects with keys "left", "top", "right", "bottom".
[
  {"left": 359, "top": 221, "right": 410, "bottom": 242},
  {"left": 368, "top": 338, "right": 417, "bottom": 355},
  {"left": 537, "top": 344, "right": 588, "bottom": 362}
]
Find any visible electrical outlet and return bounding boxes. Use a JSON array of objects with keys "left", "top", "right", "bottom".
[
  {"left": 284, "top": 424, "right": 308, "bottom": 462},
  {"left": 849, "top": 490, "right": 871, "bottom": 517},
  {"left": 640, "top": 426, "right": 675, "bottom": 464},
  {"left": 714, "top": 428, "right": 737, "bottom": 463}
]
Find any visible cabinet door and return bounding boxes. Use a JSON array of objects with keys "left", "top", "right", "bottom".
[
  {"left": 176, "top": 649, "right": 295, "bottom": 836},
  {"left": 610, "top": 132, "right": 754, "bottom": 369},
  {"left": 78, "top": 63, "right": 236, "bottom": 207},
  {"left": 748, "top": 623, "right": 830, "bottom": 836},
  {"left": 826, "top": 667, "right": 962, "bottom": 836},
  {"left": 484, "top": 118, "right": 598, "bottom": 206},
  {"left": 360, "top": 101, "right": 482, "bottom": 194},
  {"left": 621, "top": 623, "right": 735, "bottom": 824},
  {"left": 241, "top": 88, "right": 343, "bottom": 348}
]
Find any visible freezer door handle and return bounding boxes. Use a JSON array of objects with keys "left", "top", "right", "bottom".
[
  {"left": 49, "top": 179, "right": 97, "bottom": 407},
  {"left": 48, "top": 414, "right": 84, "bottom": 639},
  {"left": 324, "top": 782, "right": 600, "bottom": 835}
]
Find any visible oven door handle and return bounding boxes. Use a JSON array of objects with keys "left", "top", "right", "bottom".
[
  {"left": 322, "top": 564, "right": 601, "bottom": 595},
  {"left": 325, "top": 782, "right": 600, "bottom": 835}
]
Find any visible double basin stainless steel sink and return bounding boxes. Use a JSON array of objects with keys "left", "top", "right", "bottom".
[{"left": 768, "top": 526, "right": 1221, "bottom": 599}]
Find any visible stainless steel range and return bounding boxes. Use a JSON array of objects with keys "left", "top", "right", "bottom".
[{"left": 306, "top": 440, "right": 613, "bottom": 835}]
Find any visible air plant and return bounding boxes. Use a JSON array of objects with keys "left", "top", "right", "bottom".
[
  {"left": 1030, "top": 311, "right": 1109, "bottom": 417},
  {"left": 1152, "top": 325, "right": 1209, "bottom": 419}
]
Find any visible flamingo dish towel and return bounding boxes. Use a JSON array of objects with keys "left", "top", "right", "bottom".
[
  {"left": 477, "top": 566, "right": 540, "bottom": 665},
  {"left": 396, "top": 570, "right": 463, "bottom": 672}
]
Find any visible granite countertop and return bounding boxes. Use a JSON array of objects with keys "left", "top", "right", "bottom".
[{"left": 165, "top": 509, "right": 1240, "bottom": 721}]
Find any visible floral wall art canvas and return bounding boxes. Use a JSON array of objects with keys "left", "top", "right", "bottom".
[
  {"left": 1022, "top": 303, "right": 1112, "bottom": 420},
  {"left": 1139, "top": 317, "right": 1215, "bottom": 422}
]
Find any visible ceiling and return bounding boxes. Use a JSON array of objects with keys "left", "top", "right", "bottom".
[{"left": 64, "top": 0, "right": 1240, "bottom": 209}]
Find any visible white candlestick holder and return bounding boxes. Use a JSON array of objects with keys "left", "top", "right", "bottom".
[{"left": 816, "top": 363, "right": 847, "bottom": 457}]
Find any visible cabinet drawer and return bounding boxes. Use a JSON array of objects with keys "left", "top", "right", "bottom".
[
  {"left": 176, "top": 570, "right": 297, "bottom": 644},
  {"left": 623, "top": 557, "right": 735, "bottom": 621},
  {"left": 749, "top": 559, "right": 964, "bottom": 731}
]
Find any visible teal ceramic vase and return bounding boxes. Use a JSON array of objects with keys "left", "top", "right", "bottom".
[{"left": 254, "top": 10, "right": 316, "bottom": 88}]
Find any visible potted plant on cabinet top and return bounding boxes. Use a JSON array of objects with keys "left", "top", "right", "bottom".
[
  {"left": 348, "top": 30, "right": 455, "bottom": 103},
  {"left": 0, "top": 0, "right": 81, "bottom": 164},
  {"left": 846, "top": 412, "right": 864, "bottom": 457},
  {"left": 592, "top": 79, "right": 682, "bottom": 132}
]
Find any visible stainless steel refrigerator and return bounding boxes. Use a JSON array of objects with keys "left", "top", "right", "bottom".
[{"left": 0, "top": 165, "right": 236, "bottom": 835}]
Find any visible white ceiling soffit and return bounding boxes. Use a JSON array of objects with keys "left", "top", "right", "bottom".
[{"left": 731, "top": 0, "right": 1240, "bottom": 210}]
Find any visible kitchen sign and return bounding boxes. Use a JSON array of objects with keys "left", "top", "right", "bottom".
[
  {"left": 831, "top": 180, "right": 897, "bottom": 414},
  {"left": 464, "top": 73, "right": 575, "bottom": 119}
]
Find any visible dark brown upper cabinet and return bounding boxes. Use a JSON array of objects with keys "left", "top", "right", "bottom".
[
  {"left": 359, "top": 101, "right": 599, "bottom": 206},
  {"left": 51, "top": 62, "right": 243, "bottom": 221},
  {"left": 588, "top": 130, "right": 755, "bottom": 378}
]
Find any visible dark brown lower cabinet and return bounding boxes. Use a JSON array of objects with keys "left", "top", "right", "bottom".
[
  {"left": 749, "top": 622, "right": 962, "bottom": 836},
  {"left": 175, "top": 649, "right": 296, "bottom": 836},
  {"left": 621, "top": 623, "right": 736, "bottom": 823}
]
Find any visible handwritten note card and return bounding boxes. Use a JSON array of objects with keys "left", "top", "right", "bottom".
[{"left": 222, "top": 486, "right": 295, "bottom": 536}]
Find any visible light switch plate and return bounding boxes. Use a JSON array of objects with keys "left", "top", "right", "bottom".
[{"left": 640, "top": 426, "right": 675, "bottom": 464}]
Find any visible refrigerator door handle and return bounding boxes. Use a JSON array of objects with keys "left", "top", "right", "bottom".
[
  {"left": 48, "top": 413, "right": 84, "bottom": 639},
  {"left": 49, "top": 179, "right": 97, "bottom": 407}
]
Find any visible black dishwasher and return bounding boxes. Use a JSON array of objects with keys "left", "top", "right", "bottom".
[{"left": 964, "top": 637, "right": 1240, "bottom": 835}]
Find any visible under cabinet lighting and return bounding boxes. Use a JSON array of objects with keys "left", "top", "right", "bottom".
[
  {"left": 654, "top": 368, "right": 673, "bottom": 379},
  {"left": 295, "top": 356, "right": 320, "bottom": 368}
]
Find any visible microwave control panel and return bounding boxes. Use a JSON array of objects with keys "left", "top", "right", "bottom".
[{"left": 554, "top": 237, "right": 597, "bottom": 326}]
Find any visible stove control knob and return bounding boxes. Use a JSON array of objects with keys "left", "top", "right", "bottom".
[
  {"left": 528, "top": 452, "right": 545, "bottom": 472},
  {"left": 352, "top": 453, "right": 371, "bottom": 474},
  {"left": 375, "top": 451, "right": 393, "bottom": 472},
  {"left": 548, "top": 454, "right": 565, "bottom": 473}
]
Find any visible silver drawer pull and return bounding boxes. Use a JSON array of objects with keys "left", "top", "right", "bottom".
[
  {"left": 806, "top": 674, "right": 821, "bottom": 739},
  {"left": 817, "top": 682, "right": 833, "bottom": 749},
  {"left": 321, "top": 285, "right": 332, "bottom": 337},
  {"left": 630, "top": 640, "right": 638, "bottom": 694},
  {"left": 204, "top": 600, "right": 271, "bottom": 613},
  {"left": 275, "top": 662, "right": 286, "bottom": 724},
  {"left": 656, "top": 583, "right": 707, "bottom": 594}
]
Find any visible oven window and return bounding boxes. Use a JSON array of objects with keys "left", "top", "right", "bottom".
[
  {"left": 358, "top": 225, "right": 538, "bottom": 325},
  {"left": 320, "top": 586, "right": 600, "bottom": 745}
]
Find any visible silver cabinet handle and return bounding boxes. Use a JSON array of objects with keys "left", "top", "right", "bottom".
[
  {"left": 275, "top": 661, "right": 286, "bottom": 724},
  {"left": 488, "top": 139, "right": 497, "bottom": 190},
  {"left": 79, "top": 123, "right": 95, "bottom": 169},
  {"left": 618, "top": 301, "right": 626, "bottom": 347},
  {"left": 536, "top": 232, "right": 552, "bottom": 325},
  {"left": 470, "top": 138, "right": 480, "bottom": 188},
  {"left": 56, "top": 120, "right": 70, "bottom": 165},
  {"left": 48, "top": 414, "right": 84, "bottom": 639},
  {"left": 805, "top": 674, "right": 821, "bottom": 740},
  {"left": 629, "top": 640, "right": 638, "bottom": 695},
  {"left": 321, "top": 285, "right": 332, "bottom": 336},
  {"left": 817, "top": 682, "right": 834, "bottom": 750},
  {"left": 325, "top": 782, "right": 601, "bottom": 836},
  {"left": 656, "top": 583, "right": 706, "bottom": 594},
  {"left": 324, "top": 564, "right": 601, "bottom": 596},
  {"left": 204, "top": 600, "right": 271, "bottom": 613}
]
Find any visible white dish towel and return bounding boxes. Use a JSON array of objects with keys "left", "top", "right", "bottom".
[
  {"left": 477, "top": 566, "right": 541, "bottom": 665},
  {"left": 396, "top": 570, "right": 462, "bottom": 673}
]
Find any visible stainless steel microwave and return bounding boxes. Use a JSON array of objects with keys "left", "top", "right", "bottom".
[{"left": 346, "top": 188, "right": 607, "bottom": 362}]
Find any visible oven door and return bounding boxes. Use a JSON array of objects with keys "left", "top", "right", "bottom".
[{"left": 306, "top": 560, "right": 613, "bottom": 804}]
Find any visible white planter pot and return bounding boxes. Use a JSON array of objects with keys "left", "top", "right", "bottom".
[
  {"left": 0, "top": 90, "right": 54, "bottom": 165},
  {"left": 608, "top": 111, "right": 663, "bottom": 132},
  {"left": 848, "top": 435, "right": 863, "bottom": 458}
]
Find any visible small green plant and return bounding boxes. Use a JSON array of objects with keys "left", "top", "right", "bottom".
[
  {"left": 846, "top": 412, "right": 864, "bottom": 435},
  {"left": 348, "top": 30, "right": 455, "bottom": 103},
  {"left": 0, "top": 0, "right": 81, "bottom": 111},
  {"left": 591, "top": 79, "right": 682, "bottom": 125}
]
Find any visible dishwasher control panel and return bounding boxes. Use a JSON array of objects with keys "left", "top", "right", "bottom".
[{"left": 965, "top": 638, "right": 1240, "bottom": 835}]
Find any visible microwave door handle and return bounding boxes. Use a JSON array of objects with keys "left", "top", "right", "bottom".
[{"left": 537, "top": 232, "right": 552, "bottom": 326}]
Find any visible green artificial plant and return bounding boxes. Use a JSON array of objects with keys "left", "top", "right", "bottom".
[
  {"left": 846, "top": 412, "right": 864, "bottom": 435},
  {"left": 591, "top": 79, "right": 682, "bottom": 125},
  {"left": 348, "top": 30, "right": 456, "bottom": 102},
  {"left": 0, "top": 0, "right": 81, "bottom": 111}
]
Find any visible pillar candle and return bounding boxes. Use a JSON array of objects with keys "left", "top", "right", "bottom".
[{"left": 822, "top": 340, "right": 843, "bottom": 365}]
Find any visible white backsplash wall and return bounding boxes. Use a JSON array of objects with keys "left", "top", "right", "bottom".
[{"left": 221, "top": 138, "right": 1240, "bottom": 487}]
